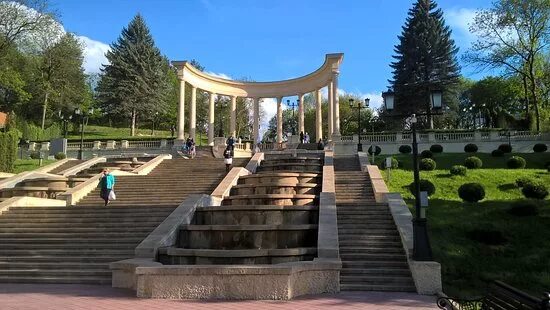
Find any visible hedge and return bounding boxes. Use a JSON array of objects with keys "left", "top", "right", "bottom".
[{"left": 0, "top": 130, "right": 19, "bottom": 173}]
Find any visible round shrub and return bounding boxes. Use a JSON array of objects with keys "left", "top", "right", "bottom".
[
  {"left": 54, "top": 152, "right": 66, "bottom": 160},
  {"left": 399, "top": 145, "right": 412, "bottom": 154},
  {"left": 491, "top": 149, "right": 504, "bottom": 157},
  {"left": 508, "top": 200, "right": 539, "bottom": 217},
  {"left": 380, "top": 157, "right": 399, "bottom": 169},
  {"left": 430, "top": 144, "right": 443, "bottom": 153},
  {"left": 507, "top": 156, "right": 526, "bottom": 169},
  {"left": 29, "top": 151, "right": 41, "bottom": 160},
  {"left": 420, "top": 150, "right": 433, "bottom": 158},
  {"left": 498, "top": 144, "right": 512, "bottom": 153},
  {"left": 522, "top": 182, "right": 549, "bottom": 200},
  {"left": 533, "top": 143, "right": 548, "bottom": 153},
  {"left": 450, "top": 165, "right": 467, "bottom": 176},
  {"left": 464, "top": 156, "right": 483, "bottom": 169},
  {"left": 515, "top": 177, "right": 533, "bottom": 188},
  {"left": 419, "top": 158, "right": 436, "bottom": 171},
  {"left": 458, "top": 183, "right": 486, "bottom": 202},
  {"left": 408, "top": 179, "right": 436, "bottom": 197},
  {"left": 464, "top": 143, "right": 478, "bottom": 153},
  {"left": 368, "top": 145, "right": 381, "bottom": 155}
]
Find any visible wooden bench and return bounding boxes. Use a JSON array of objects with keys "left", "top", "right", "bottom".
[{"left": 437, "top": 281, "right": 550, "bottom": 310}]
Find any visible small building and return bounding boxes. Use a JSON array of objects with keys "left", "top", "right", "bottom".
[{"left": 0, "top": 112, "right": 7, "bottom": 129}]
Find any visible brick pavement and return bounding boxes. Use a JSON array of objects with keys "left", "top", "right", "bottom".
[{"left": 0, "top": 283, "right": 437, "bottom": 310}]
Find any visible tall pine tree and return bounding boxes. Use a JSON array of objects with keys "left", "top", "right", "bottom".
[
  {"left": 389, "top": 0, "right": 460, "bottom": 129},
  {"left": 97, "top": 14, "right": 171, "bottom": 136}
]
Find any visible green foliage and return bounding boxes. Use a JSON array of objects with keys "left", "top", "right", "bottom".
[
  {"left": 399, "top": 145, "right": 412, "bottom": 154},
  {"left": 430, "top": 144, "right": 443, "bottom": 153},
  {"left": 533, "top": 143, "right": 547, "bottom": 153},
  {"left": 409, "top": 179, "right": 436, "bottom": 197},
  {"left": 368, "top": 145, "right": 381, "bottom": 155},
  {"left": 54, "top": 152, "right": 66, "bottom": 160},
  {"left": 458, "top": 183, "right": 486, "bottom": 202},
  {"left": 380, "top": 157, "right": 399, "bottom": 169},
  {"left": 491, "top": 149, "right": 504, "bottom": 157},
  {"left": 464, "top": 156, "right": 483, "bottom": 169},
  {"left": 0, "top": 130, "right": 19, "bottom": 172},
  {"left": 498, "top": 144, "right": 513, "bottom": 153},
  {"left": 522, "top": 182, "right": 549, "bottom": 200},
  {"left": 464, "top": 143, "right": 478, "bottom": 153},
  {"left": 18, "top": 120, "right": 60, "bottom": 141},
  {"left": 469, "top": 77, "right": 522, "bottom": 128},
  {"left": 420, "top": 158, "right": 436, "bottom": 171},
  {"left": 507, "top": 156, "right": 526, "bottom": 169},
  {"left": 508, "top": 200, "right": 539, "bottom": 217},
  {"left": 421, "top": 150, "right": 433, "bottom": 158},
  {"left": 450, "top": 165, "right": 467, "bottom": 176},
  {"left": 29, "top": 151, "right": 41, "bottom": 159},
  {"left": 515, "top": 177, "right": 533, "bottom": 188}
]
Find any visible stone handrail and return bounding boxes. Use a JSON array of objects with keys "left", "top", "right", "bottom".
[
  {"left": 211, "top": 167, "right": 250, "bottom": 201},
  {"left": 357, "top": 151, "right": 370, "bottom": 171},
  {"left": 59, "top": 157, "right": 106, "bottom": 177},
  {"left": 317, "top": 150, "right": 339, "bottom": 259},
  {"left": 132, "top": 154, "right": 172, "bottom": 175},
  {"left": 365, "top": 165, "right": 389, "bottom": 203},
  {"left": 245, "top": 152, "right": 264, "bottom": 173},
  {"left": 34, "top": 158, "right": 72, "bottom": 173}
]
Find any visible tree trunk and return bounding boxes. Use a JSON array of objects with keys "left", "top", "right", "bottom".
[
  {"left": 130, "top": 109, "right": 136, "bottom": 136},
  {"left": 41, "top": 91, "right": 49, "bottom": 130}
]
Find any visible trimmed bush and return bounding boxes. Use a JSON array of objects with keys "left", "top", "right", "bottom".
[
  {"left": 508, "top": 200, "right": 539, "bottom": 217},
  {"left": 522, "top": 182, "right": 549, "bottom": 200},
  {"left": 491, "top": 149, "right": 504, "bottom": 157},
  {"left": 533, "top": 143, "right": 548, "bottom": 153},
  {"left": 408, "top": 179, "right": 436, "bottom": 197},
  {"left": 464, "top": 143, "right": 478, "bottom": 153},
  {"left": 507, "top": 156, "right": 526, "bottom": 169},
  {"left": 430, "top": 144, "right": 443, "bottom": 153},
  {"left": 0, "top": 130, "right": 19, "bottom": 173},
  {"left": 399, "top": 145, "right": 412, "bottom": 154},
  {"left": 458, "top": 183, "right": 486, "bottom": 202},
  {"left": 464, "top": 156, "right": 483, "bottom": 169},
  {"left": 450, "top": 165, "right": 467, "bottom": 176},
  {"left": 420, "top": 158, "right": 436, "bottom": 171},
  {"left": 54, "top": 152, "right": 66, "bottom": 160},
  {"left": 29, "top": 151, "right": 41, "bottom": 160},
  {"left": 420, "top": 150, "right": 433, "bottom": 158},
  {"left": 515, "top": 177, "right": 533, "bottom": 188},
  {"left": 380, "top": 157, "right": 399, "bottom": 169},
  {"left": 368, "top": 145, "right": 381, "bottom": 155},
  {"left": 498, "top": 144, "right": 512, "bottom": 153}
]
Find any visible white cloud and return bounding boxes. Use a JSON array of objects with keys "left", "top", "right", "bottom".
[
  {"left": 206, "top": 71, "right": 232, "bottom": 80},
  {"left": 445, "top": 8, "right": 477, "bottom": 45},
  {"left": 78, "top": 35, "right": 110, "bottom": 74}
]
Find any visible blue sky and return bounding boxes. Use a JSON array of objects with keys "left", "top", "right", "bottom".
[{"left": 54, "top": 0, "right": 492, "bottom": 122}]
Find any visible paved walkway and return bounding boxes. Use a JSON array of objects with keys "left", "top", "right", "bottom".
[{"left": 0, "top": 284, "right": 437, "bottom": 309}]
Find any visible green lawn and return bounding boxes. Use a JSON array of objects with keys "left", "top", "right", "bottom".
[
  {"left": 374, "top": 152, "right": 550, "bottom": 297},
  {"left": 13, "top": 159, "right": 56, "bottom": 173}
]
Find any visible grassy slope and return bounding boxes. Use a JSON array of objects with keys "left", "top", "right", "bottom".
[
  {"left": 373, "top": 153, "right": 550, "bottom": 297},
  {"left": 13, "top": 159, "right": 56, "bottom": 173},
  {"left": 65, "top": 125, "right": 210, "bottom": 144}
]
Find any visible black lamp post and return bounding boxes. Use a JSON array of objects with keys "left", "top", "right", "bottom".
[
  {"left": 382, "top": 90, "right": 442, "bottom": 261},
  {"left": 74, "top": 107, "right": 93, "bottom": 160},
  {"left": 349, "top": 98, "right": 370, "bottom": 152},
  {"left": 58, "top": 111, "right": 72, "bottom": 138},
  {"left": 287, "top": 99, "right": 298, "bottom": 135},
  {"left": 151, "top": 111, "right": 159, "bottom": 136}
]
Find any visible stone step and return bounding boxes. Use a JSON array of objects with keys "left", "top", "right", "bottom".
[
  {"left": 0, "top": 262, "right": 109, "bottom": 270},
  {"left": 0, "top": 222, "right": 159, "bottom": 229},
  {"left": 0, "top": 276, "right": 111, "bottom": 284},
  {"left": 0, "top": 248, "right": 134, "bottom": 255},
  {"left": 341, "top": 275, "right": 414, "bottom": 284},
  {"left": 0, "top": 269, "right": 111, "bottom": 277},
  {"left": 0, "top": 243, "right": 137, "bottom": 249},
  {"left": 0, "top": 238, "right": 144, "bottom": 244},
  {"left": 339, "top": 253, "right": 407, "bottom": 261},
  {"left": 340, "top": 268, "right": 411, "bottom": 276},
  {"left": 337, "top": 223, "right": 396, "bottom": 229},
  {"left": 0, "top": 227, "right": 154, "bottom": 233},
  {"left": 337, "top": 219, "right": 394, "bottom": 224},
  {"left": 0, "top": 256, "right": 129, "bottom": 263},
  {"left": 338, "top": 228, "right": 399, "bottom": 234},
  {"left": 342, "top": 260, "right": 409, "bottom": 268},
  {"left": 340, "top": 283, "right": 416, "bottom": 292},
  {"left": 339, "top": 234, "right": 401, "bottom": 241},
  {"left": 339, "top": 240, "right": 403, "bottom": 247},
  {"left": 0, "top": 216, "right": 168, "bottom": 223},
  {"left": 339, "top": 247, "right": 404, "bottom": 254},
  {"left": 7, "top": 206, "right": 175, "bottom": 213}
]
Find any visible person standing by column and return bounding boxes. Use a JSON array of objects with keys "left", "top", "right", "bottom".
[{"left": 98, "top": 169, "right": 116, "bottom": 207}]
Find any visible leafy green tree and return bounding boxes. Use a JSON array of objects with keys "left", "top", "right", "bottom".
[
  {"left": 389, "top": 0, "right": 460, "bottom": 129},
  {"left": 469, "top": 77, "right": 521, "bottom": 128},
  {"left": 465, "top": 0, "right": 550, "bottom": 131},
  {"left": 97, "top": 14, "right": 172, "bottom": 136}
]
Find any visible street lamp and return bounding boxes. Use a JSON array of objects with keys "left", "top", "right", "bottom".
[
  {"left": 216, "top": 98, "right": 228, "bottom": 137},
  {"left": 74, "top": 107, "right": 94, "bottom": 160},
  {"left": 57, "top": 110, "right": 73, "bottom": 138},
  {"left": 349, "top": 98, "right": 370, "bottom": 152},
  {"left": 151, "top": 111, "right": 159, "bottom": 136},
  {"left": 382, "top": 90, "right": 442, "bottom": 261},
  {"left": 287, "top": 99, "right": 298, "bottom": 135}
]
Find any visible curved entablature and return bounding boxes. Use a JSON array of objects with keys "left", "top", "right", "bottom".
[{"left": 171, "top": 53, "right": 343, "bottom": 98}]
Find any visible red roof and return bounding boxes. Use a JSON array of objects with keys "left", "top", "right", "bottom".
[{"left": 0, "top": 112, "right": 7, "bottom": 127}]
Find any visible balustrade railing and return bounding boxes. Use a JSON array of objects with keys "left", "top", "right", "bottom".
[{"left": 127, "top": 140, "right": 161, "bottom": 149}]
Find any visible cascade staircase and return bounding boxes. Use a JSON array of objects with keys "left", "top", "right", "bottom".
[
  {"left": 48, "top": 159, "right": 85, "bottom": 175},
  {"left": 0, "top": 157, "right": 248, "bottom": 284},
  {"left": 334, "top": 156, "right": 415, "bottom": 292}
]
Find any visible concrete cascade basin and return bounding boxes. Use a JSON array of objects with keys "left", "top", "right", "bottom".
[
  {"left": 239, "top": 172, "right": 320, "bottom": 185},
  {"left": 230, "top": 183, "right": 320, "bottom": 195},
  {"left": 193, "top": 205, "right": 318, "bottom": 225},
  {"left": 221, "top": 194, "right": 318, "bottom": 206}
]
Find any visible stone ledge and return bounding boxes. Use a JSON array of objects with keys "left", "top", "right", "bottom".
[
  {"left": 245, "top": 152, "right": 264, "bottom": 173},
  {"left": 132, "top": 154, "right": 172, "bottom": 175},
  {"left": 0, "top": 197, "right": 65, "bottom": 215},
  {"left": 366, "top": 165, "right": 389, "bottom": 203},
  {"left": 211, "top": 167, "right": 250, "bottom": 199},
  {"left": 59, "top": 157, "right": 106, "bottom": 177}
]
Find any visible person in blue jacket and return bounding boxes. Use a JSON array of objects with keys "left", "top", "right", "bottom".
[{"left": 98, "top": 169, "right": 116, "bottom": 206}]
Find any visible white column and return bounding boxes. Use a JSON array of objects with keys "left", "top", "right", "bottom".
[
  {"left": 253, "top": 98, "right": 260, "bottom": 146},
  {"left": 230, "top": 95, "right": 237, "bottom": 138},
  {"left": 277, "top": 97, "right": 283, "bottom": 143},
  {"left": 328, "top": 82, "right": 334, "bottom": 140},
  {"left": 208, "top": 92, "right": 215, "bottom": 145},
  {"left": 298, "top": 93, "right": 305, "bottom": 135},
  {"left": 315, "top": 89, "right": 322, "bottom": 141},
  {"left": 177, "top": 79, "right": 185, "bottom": 140},
  {"left": 332, "top": 71, "right": 341, "bottom": 136},
  {"left": 189, "top": 86, "right": 197, "bottom": 140}
]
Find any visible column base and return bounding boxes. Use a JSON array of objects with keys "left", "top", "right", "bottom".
[{"left": 331, "top": 133, "right": 341, "bottom": 142}]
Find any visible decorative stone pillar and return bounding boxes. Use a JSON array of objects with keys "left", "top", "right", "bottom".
[
  {"left": 328, "top": 82, "right": 334, "bottom": 140},
  {"left": 28, "top": 142, "right": 36, "bottom": 151},
  {"left": 230, "top": 95, "right": 237, "bottom": 138},
  {"left": 474, "top": 130, "right": 482, "bottom": 142},
  {"left": 277, "top": 97, "right": 283, "bottom": 143},
  {"left": 298, "top": 93, "right": 305, "bottom": 135},
  {"left": 253, "top": 98, "right": 260, "bottom": 146},
  {"left": 121, "top": 140, "right": 129, "bottom": 149},
  {"left": 332, "top": 71, "right": 340, "bottom": 136},
  {"left": 106, "top": 140, "right": 116, "bottom": 149},
  {"left": 190, "top": 86, "right": 197, "bottom": 140},
  {"left": 208, "top": 92, "right": 216, "bottom": 146},
  {"left": 315, "top": 89, "right": 323, "bottom": 141},
  {"left": 428, "top": 132, "right": 436, "bottom": 143},
  {"left": 40, "top": 142, "right": 50, "bottom": 152},
  {"left": 93, "top": 141, "right": 101, "bottom": 150},
  {"left": 177, "top": 79, "right": 185, "bottom": 140},
  {"left": 160, "top": 139, "right": 167, "bottom": 148}
]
